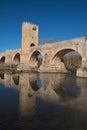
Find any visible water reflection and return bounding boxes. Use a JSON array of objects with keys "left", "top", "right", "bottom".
[
  {"left": 0, "top": 72, "right": 87, "bottom": 130},
  {"left": 13, "top": 74, "right": 19, "bottom": 85},
  {"left": 0, "top": 72, "right": 83, "bottom": 105},
  {"left": 29, "top": 73, "right": 42, "bottom": 91},
  {"left": 54, "top": 74, "right": 81, "bottom": 98}
]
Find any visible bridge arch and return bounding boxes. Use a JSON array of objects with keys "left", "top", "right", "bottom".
[
  {"left": 52, "top": 48, "right": 82, "bottom": 73},
  {"left": 13, "top": 53, "right": 20, "bottom": 65},
  {"left": 29, "top": 50, "right": 43, "bottom": 70},
  {"left": 53, "top": 49, "right": 75, "bottom": 59},
  {"left": 0, "top": 56, "right": 6, "bottom": 63}
]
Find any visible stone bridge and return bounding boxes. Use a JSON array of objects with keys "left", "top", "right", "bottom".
[{"left": 0, "top": 22, "right": 87, "bottom": 77}]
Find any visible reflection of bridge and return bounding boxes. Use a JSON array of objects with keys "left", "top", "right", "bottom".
[
  {"left": 0, "top": 72, "right": 87, "bottom": 116},
  {"left": 0, "top": 22, "right": 87, "bottom": 77}
]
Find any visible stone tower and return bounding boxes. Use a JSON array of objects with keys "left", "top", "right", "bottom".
[{"left": 21, "top": 22, "right": 38, "bottom": 49}]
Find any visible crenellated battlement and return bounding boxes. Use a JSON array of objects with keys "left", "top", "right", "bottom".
[{"left": 22, "top": 22, "right": 38, "bottom": 28}]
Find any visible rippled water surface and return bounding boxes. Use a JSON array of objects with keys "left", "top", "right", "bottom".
[{"left": 0, "top": 72, "right": 87, "bottom": 130}]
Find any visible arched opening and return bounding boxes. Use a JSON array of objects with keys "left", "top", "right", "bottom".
[
  {"left": 30, "top": 43, "right": 35, "bottom": 47},
  {"left": 13, "top": 75, "right": 19, "bottom": 85},
  {"left": 0, "top": 56, "right": 5, "bottom": 63},
  {"left": 13, "top": 53, "right": 20, "bottom": 65},
  {"left": 52, "top": 49, "right": 82, "bottom": 74},
  {"left": 29, "top": 50, "right": 43, "bottom": 71}
]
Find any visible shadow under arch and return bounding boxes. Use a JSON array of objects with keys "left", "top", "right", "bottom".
[
  {"left": 0, "top": 56, "right": 5, "bottom": 63},
  {"left": 29, "top": 50, "right": 43, "bottom": 70},
  {"left": 0, "top": 73, "right": 4, "bottom": 79},
  {"left": 13, "top": 53, "right": 20, "bottom": 65},
  {"left": 12, "top": 75, "right": 19, "bottom": 85},
  {"left": 52, "top": 49, "right": 82, "bottom": 74}
]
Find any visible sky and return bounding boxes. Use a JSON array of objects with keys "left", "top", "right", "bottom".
[{"left": 0, "top": 0, "right": 87, "bottom": 52}]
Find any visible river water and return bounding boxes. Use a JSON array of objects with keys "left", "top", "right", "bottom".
[{"left": 0, "top": 72, "right": 87, "bottom": 130}]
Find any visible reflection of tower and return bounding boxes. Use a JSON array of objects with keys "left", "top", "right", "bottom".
[
  {"left": 19, "top": 73, "right": 36, "bottom": 117},
  {"left": 22, "top": 22, "right": 38, "bottom": 50}
]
